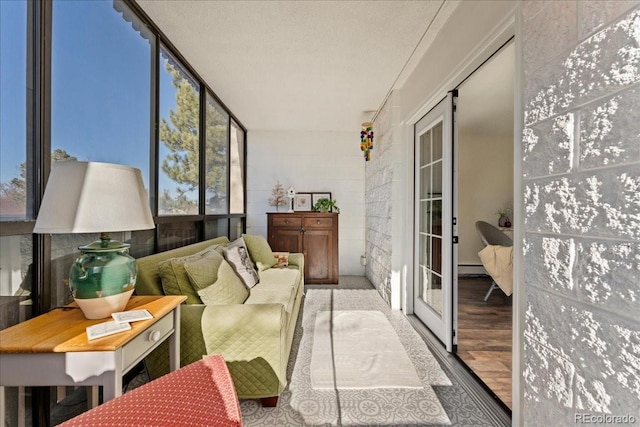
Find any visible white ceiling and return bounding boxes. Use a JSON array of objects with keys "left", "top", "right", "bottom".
[
  {"left": 457, "top": 42, "right": 514, "bottom": 138},
  {"left": 136, "top": 0, "right": 453, "bottom": 132}
]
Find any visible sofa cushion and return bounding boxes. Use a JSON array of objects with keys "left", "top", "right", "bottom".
[
  {"left": 190, "top": 257, "right": 249, "bottom": 305},
  {"left": 246, "top": 269, "right": 301, "bottom": 318},
  {"left": 223, "top": 238, "right": 259, "bottom": 288},
  {"left": 157, "top": 245, "right": 221, "bottom": 304},
  {"left": 256, "top": 268, "right": 300, "bottom": 291},
  {"left": 242, "top": 234, "right": 277, "bottom": 271},
  {"left": 184, "top": 249, "right": 224, "bottom": 291}
]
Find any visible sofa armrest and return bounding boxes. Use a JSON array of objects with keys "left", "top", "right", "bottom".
[
  {"left": 288, "top": 253, "right": 304, "bottom": 269},
  {"left": 201, "top": 303, "right": 290, "bottom": 397}
]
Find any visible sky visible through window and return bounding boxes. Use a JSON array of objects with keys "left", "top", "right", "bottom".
[
  {"left": 0, "top": 0, "right": 181, "bottom": 195},
  {"left": 0, "top": 0, "right": 27, "bottom": 184},
  {"left": 51, "top": 0, "right": 153, "bottom": 186}
]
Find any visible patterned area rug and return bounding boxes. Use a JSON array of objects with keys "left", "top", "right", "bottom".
[{"left": 240, "top": 288, "right": 452, "bottom": 426}]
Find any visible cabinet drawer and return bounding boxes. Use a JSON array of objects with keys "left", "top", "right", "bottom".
[
  {"left": 272, "top": 216, "right": 302, "bottom": 228},
  {"left": 122, "top": 313, "right": 173, "bottom": 371},
  {"left": 304, "top": 217, "right": 334, "bottom": 228}
]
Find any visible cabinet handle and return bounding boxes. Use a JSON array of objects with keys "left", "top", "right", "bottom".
[{"left": 148, "top": 330, "right": 161, "bottom": 342}]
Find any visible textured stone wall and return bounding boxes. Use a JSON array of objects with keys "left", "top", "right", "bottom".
[
  {"left": 521, "top": 2, "right": 639, "bottom": 424},
  {"left": 366, "top": 97, "right": 395, "bottom": 305}
]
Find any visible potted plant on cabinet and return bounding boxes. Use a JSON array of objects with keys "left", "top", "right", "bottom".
[{"left": 312, "top": 198, "right": 340, "bottom": 213}]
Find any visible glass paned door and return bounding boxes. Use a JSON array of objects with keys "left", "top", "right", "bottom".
[{"left": 414, "top": 93, "right": 455, "bottom": 351}]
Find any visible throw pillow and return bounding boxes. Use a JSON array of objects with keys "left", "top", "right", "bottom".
[
  {"left": 242, "top": 234, "right": 277, "bottom": 271},
  {"left": 157, "top": 245, "right": 221, "bottom": 304},
  {"left": 273, "top": 252, "right": 289, "bottom": 268},
  {"left": 183, "top": 249, "right": 225, "bottom": 291},
  {"left": 185, "top": 254, "right": 249, "bottom": 305},
  {"left": 223, "top": 238, "right": 259, "bottom": 288}
]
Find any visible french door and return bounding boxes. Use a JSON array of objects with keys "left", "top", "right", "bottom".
[{"left": 414, "top": 92, "right": 457, "bottom": 352}]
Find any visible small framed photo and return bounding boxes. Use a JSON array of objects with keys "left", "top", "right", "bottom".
[
  {"left": 312, "top": 192, "right": 332, "bottom": 206},
  {"left": 294, "top": 193, "right": 312, "bottom": 211}
]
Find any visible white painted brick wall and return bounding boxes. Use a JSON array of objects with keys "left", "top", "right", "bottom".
[
  {"left": 522, "top": 1, "right": 640, "bottom": 423},
  {"left": 365, "top": 97, "right": 395, "bottom": 305}
]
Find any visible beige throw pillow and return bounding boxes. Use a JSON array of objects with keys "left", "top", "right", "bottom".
[
  {"left": 242, "top": 234, "right": 277, "bottom": 271},
  {"left": 223, "top": 238, "right": 259, "bottom": 288},
  {"left": 157, "top": 245, "right": 221, "bottom": 304},
  {"left": 184, "top": 253, "right": 249, "bottom": 305}
]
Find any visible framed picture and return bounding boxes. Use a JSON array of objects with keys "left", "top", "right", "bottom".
[
  {"left": 294, "top": 193, "right": 312, "bottom": 211},
  {"left": 312, "top": 192, "right": 332, "bottom": 207}
]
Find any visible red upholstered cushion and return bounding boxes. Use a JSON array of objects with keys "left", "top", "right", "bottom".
[{"left": 59, "top": 354, "right": 242, "bottom": 427}]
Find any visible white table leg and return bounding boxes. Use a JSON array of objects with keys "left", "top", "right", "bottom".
[{"left": 169, "top": 304, "right": 181, "bottom": 371}]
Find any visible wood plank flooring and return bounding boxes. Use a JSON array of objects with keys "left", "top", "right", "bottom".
[{"left": 457, "top": 275, "right": 512, "bottom": 409}]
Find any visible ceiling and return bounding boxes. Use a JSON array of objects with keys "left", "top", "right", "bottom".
[
  {"left": 457, "top": 42, "right": 514, "bottom": 138},
  {"left": 136, "top": 0, "right": 454, "bottom": 132}
]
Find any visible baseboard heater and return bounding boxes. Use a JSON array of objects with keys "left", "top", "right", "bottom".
[{"left": 457, "top": 264, "right": 488, "bottom": 276}]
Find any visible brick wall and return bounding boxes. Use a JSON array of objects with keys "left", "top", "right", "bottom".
[
  {"left": 366, "top": 97, "right": 395, "bottom": 305},
  {"left": 521, "top": 2, "right": 639, "bottom": 424}
]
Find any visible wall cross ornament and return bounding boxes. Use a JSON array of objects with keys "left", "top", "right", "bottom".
[{"left": 360, "top": 121, "right": 374, "bottom": 161}]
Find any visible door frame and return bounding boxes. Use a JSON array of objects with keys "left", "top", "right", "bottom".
[{"left": 400, "top": 10, "right": 521, "bottom": 425}]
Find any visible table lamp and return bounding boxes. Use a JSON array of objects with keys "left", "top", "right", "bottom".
[{"left": 33, "top": 161, "right": 155, "bottom": 319}]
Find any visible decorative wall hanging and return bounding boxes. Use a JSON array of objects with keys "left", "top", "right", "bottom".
[{"left": 360, "top": 121, "right": 374, "bottom": 161}]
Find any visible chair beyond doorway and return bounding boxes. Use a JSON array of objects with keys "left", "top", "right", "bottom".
[{"left": 475, "top": 220, "right": 513, "bottom": 301}]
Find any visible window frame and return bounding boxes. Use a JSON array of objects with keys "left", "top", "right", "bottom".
[{"left": 0, "top": 0, "right": 248, "bottom": 421}]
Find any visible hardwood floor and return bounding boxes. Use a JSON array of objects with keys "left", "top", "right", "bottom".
[{"left": 457, "top": 275, "right": 512, "bottom": 409}]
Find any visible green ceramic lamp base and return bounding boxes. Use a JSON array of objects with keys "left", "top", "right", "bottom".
[{"left": 70, "top": 233, "right": 138, "bottom": 319}]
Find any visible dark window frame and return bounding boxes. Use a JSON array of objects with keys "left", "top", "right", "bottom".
[{"left": 0, "top": 0, "right": 248, "bottom": 422}]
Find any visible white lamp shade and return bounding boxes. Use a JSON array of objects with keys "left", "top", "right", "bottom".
[{"left": 34, "top": 161, "right": 155, "bottom": 234}]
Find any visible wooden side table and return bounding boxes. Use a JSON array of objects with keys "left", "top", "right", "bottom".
[{"left": 0, "top": 295, "right": 186, "bottom": 406}]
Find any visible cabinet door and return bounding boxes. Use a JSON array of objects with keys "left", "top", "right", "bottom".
[
  {"left": 269, "top": 228, "right": 302, "bottom": 253},
  {"left": 303, "top": 229, "right": 334, "bottom": 283}
]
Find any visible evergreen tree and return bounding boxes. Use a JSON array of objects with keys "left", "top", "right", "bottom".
[
  {"left": 159, "top": 62, "right": 228, "bottom": 214},
  {"left": 1, "top": 149, "right": 77, "bottom": 205}
]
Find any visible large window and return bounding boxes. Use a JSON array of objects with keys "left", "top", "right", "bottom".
[
  {"left": 1, "top": 4, "right": 32, "bottom": 424},
  {"left": 206, "top": 93, "right": 229, "bottom": 214},
  {"left": 0, "top": 0, "right": 28, "bottom": 221},
  {"left": 158, "top": 45, "right": 200, "bottom": 215},
  {"left": 0, "top": 0, "right": 247, "bottom": 424},
  {"left": 230, "top": 119, "right": 246, "bottom": 214},
  {"left": 51, "top": 0, "right": 153, "bottom": 187},
  {"left": 49, "top": 0, "right": 154, "bottom": 310}
]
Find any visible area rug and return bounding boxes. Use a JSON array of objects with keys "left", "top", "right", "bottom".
[
  {"left": 310, "top": 310, "right": 423, "bottom": 389},
  {"left": 240, "top": 288, "right": 452, "bottom": 426}
]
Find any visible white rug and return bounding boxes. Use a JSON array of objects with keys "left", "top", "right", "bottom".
[
  {"left": 287, "top": 289, "right": 452, "bottom": 426},
  {"left": 310, "top": 310, "right": 423, "bottom": 389}
]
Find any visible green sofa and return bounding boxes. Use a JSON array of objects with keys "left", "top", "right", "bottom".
[{"left": 135, "top": 236, "right": 304, "bottom": 406}]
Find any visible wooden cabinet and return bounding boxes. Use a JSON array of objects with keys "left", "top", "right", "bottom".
[{"left": 267, "top": 212, "right": 338, "bottom": 284}]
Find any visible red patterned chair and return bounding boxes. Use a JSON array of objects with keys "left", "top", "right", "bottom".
[{"left": 59, "top": 354, "right": 242, "bottom": 426}]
